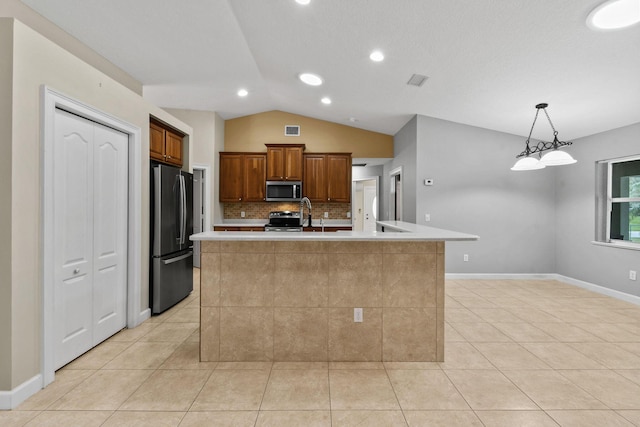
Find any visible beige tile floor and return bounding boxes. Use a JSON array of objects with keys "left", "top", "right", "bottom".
[{"left": 4, "top": 273, "right": 640, "bottom": 426}]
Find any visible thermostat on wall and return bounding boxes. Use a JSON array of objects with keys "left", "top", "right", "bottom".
[{"left": 284, "top": 125, "right": 300, "bottom": 136}]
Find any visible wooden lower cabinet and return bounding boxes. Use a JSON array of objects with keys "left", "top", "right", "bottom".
[
  {"left": 303, "top": 226, "right": 352, "bottom": 232},
  {"left": 214, "top": 226, "right": 264, "bottom": 232}
]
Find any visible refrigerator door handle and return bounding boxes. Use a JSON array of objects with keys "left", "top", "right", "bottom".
[
  {"left": 181, "top": 175, "right": 187, "bottom": 245},
  {"left": 177, "top": 174, "right": 184, "bottom": 245},
  {"left": 161, "top": 251, "right": 193, "bottom": 265}
]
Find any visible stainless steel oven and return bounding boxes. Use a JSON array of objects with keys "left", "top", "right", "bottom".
[{"left": 264, "top": 211, "right": 303, "bottom": 232}]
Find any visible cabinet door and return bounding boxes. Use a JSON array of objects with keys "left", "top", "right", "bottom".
[
  {"left": 244, "top": 154, "right": 266, "bottom": 201},
  {"left": 164, "top": 129, "right": 183, "bottom": 167},
  {"left": 266, "top": 146, "right": 285, "bottom": 180},
  {"left": 284, "top": 146, "right": 304, "bottom": 180},
  {"left": 149, "top": 122, "right": 165, "bottom": 162},
  {"left": 303, "top": 154, "right": 327, "bottom": 202},
  {"left": 219, "top": 153, "right": 244, "bottom": 202},
  {"left": 327, "top": 154, "right": 352, "bottom": 203}
]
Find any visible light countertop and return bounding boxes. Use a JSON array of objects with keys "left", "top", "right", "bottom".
[{"left": 192, "top": 221, "right": 478, "bottom": 242}]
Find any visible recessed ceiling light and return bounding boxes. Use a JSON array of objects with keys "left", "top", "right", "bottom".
[
  {"left": 321, "top": 97, "right": 332, "bottom": 105},
  {"left": 295, "top": 0, "right": 310, "bottom": 4},
  {"left": 587, "top": 0, "right": 640, "bottom": 30},
  {"left": 237, "top": 88, "right": 248, "bottom": 97},
  {"left": 369, "top": 50, "right": 384, "bottom": 62},
  {"left": 299, "top": 73, "right": 323, "bottom": 86}
]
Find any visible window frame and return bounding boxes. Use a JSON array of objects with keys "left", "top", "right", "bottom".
[{"left": 597, "top": 154, "right": 640, "bottom": 249}]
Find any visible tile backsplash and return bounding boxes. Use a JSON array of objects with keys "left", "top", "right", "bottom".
[{"left": 224, "top": 202, "right": 351, "bottom": 220}]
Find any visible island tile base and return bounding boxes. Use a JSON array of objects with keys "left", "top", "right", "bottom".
[{"left": 200, "top": 240, "right": 445, "bottom": 362}]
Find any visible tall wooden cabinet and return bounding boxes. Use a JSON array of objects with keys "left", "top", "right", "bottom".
[
  {"left": 266, "top": 144, "right": 304, "bottom": 181},
  {"left": 219, "top": 153, "right": 266, "bottom": 202},
  {"left": 326, "top": 154, "right": 352, "bottom": 203},
  {"left": 303, "top": 154, "right": 327, "bottom": 202},
  {"left": 302, "top": 153, "right": 351, "bottom": 203},
  {"left": 150, "top": 120, "right": 184, "bottom": 167}
]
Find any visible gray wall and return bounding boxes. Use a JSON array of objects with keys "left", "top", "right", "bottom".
[
  {"left": 555, "top": 122, "right": 640, "bottom": 297},
  {"left": 382, "top": 116, "right": 418, "bottom": 223},
  {"left": 415, "top": 116, "right": 557, "bottom": 274}
]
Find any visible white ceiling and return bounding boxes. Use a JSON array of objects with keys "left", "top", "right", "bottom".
[{"left": 20, "top": 0, "right": 640, "bottom": 141}]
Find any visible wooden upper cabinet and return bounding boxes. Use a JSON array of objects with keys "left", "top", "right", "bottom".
[
  {"left": 303, "top": 154, "right": 327, "bottom": 202},
  {"left": 243, "top": 154, "right": 267, "bottom": 202},
  {"left": 149, "top": 122, "right": 166, "bottom": 162},
  {"left": 219, "top": 153, "right": 244, "bottom": 202},
  {"left": 327, "top": 154, "right": 352, "bottom": 203},
  {"left": 150, "top": 119, "right": 184, "bottom": 167},
  {"left": 266, "top": 144, "right": 304, "bottom": 181},
  {"left": 303, "top": 153, "right": 351, "bottom": 203},
  {"left": 219, "top": 153, "right": 266, "bottom": 202},
  {"left": 164, "top": 129, "right": 183, "bottom": 166}
]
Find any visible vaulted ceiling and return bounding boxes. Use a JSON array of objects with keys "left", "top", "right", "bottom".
[{"left": 21, "top": 0, "right": 640, "bottom": 141}]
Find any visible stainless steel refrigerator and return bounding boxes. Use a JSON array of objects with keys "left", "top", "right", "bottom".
[{"left": 150, "top": 164, "right": 194, "bottom": 314}]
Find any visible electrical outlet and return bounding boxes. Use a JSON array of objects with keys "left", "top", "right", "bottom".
[
  {"left": 630, "top": 270, "right": 637, "bottom": 281},
  {"left": 463, "top": 254, "right": 469, "bottom": 262},
  {"left": 346, "top": 212, "right": 351, "bottom": 218},
  {"left": 324, "top": 212, "right": 329, "bottom": 218},
  {"left": 240, "top": 211, "right": 245, "bottom": 218},
  {"left": 354, "top": 308, "right": 363, "bottom": 322},
  {"left": 424, "top": 213, "right": 430, "bottom": 222}
]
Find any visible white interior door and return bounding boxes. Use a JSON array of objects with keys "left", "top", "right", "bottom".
[
  {"left": 53, "top": 109, "right": 128, "bottom": 369},
  {"left": 92, "top": 123, "right": 128, "bottom": 344},
  {"left": 363, "top": 183, "right": 377, "bottom": 232}
]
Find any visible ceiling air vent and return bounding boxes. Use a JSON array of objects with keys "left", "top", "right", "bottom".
[
  {"left": 284, "top": 125, "right": 300, "bottom": 136},
  {"left": 407, "top": 74, "right": 428, "bottom": 87}
]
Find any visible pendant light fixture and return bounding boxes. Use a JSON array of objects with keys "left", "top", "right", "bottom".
[{"left": 511, "top": 103, "right": 577, "bottom": 171}]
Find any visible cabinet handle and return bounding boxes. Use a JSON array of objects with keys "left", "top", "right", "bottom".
[
  {"left": 167, "top": 156, "right": 172, "bottom": 159},
  {"left": 239, "top": 198, "right": 242, "bottom": 201}
]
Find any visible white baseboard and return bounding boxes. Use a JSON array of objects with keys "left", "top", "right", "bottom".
[
  {"left": 446, "top": 273, "right": 640, "bottom": 307},
  {"left": 0, "top": 374, "right": 42, "bottom": 410},
  {"left": 137, "top": 308, "right": 151, "bottom": 325},
  {"left": 446, "top": 273, "right": 555, "bottom": 280},
  {"left": 553, "top": 274, "right": 640, "bottom": 306}
]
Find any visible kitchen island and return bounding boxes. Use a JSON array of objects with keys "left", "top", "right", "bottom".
[{"left": 191, "top": 224, "right": 477, "bottom": 362}]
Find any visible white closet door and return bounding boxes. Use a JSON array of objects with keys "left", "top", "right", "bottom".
[
  {"left": 92, "top": 122, "right": 128, "bottom": 345},
  {"left": 53, "top": 109, "right": 128, "bottom": 369}
]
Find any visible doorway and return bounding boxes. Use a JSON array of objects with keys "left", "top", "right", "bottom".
[
  {"left": 192, "top": 164, "right": 211, "bottom": 268},
  {"left": 352, "top": 178, "right": 379, "bottom": 232},
  {"left": 42, "top": 87, "right": 143, "bottom": 387},
  {"left": 389, "top": 167, "right": 403, "bottom": 221}
]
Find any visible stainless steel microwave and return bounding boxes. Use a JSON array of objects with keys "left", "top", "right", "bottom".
[{"left": 265, "top": 181, "right": 302, "bottom": 201}]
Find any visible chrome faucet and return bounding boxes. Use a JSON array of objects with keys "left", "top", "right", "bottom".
[{"left": 300, "top": 196, "right": 312, "bottom": 227}]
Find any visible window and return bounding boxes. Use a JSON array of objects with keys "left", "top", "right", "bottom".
[{"left": 596, "top": 155, "right": 640, "bottom": 247}]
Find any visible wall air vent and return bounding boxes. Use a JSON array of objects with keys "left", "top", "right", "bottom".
[
  {"left": 284, "top": 125, "right": 300, "bottom": 136},
  {"left": 407, "top": 74, "right": 428, "bottom": 87}
]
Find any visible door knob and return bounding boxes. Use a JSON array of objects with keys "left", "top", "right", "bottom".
[{"left": 73, "top": 268, "right": 80, "bottom": 274}]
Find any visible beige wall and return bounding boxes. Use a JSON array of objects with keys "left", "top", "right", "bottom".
[
  {"left": 0, "top": 0, "right": 141, "bottom": 94},
  {"left": 0, "top": 18, "right": 14, "bottom": 391},
  {"left": 165, "top": 109, "right": 225, "bottom": 225},
  {"left": 225, "top": 111, "right": 393, "bottom": 157},
  {"left": 2, "top": 18, "right": 192, "bottom": 392}
]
